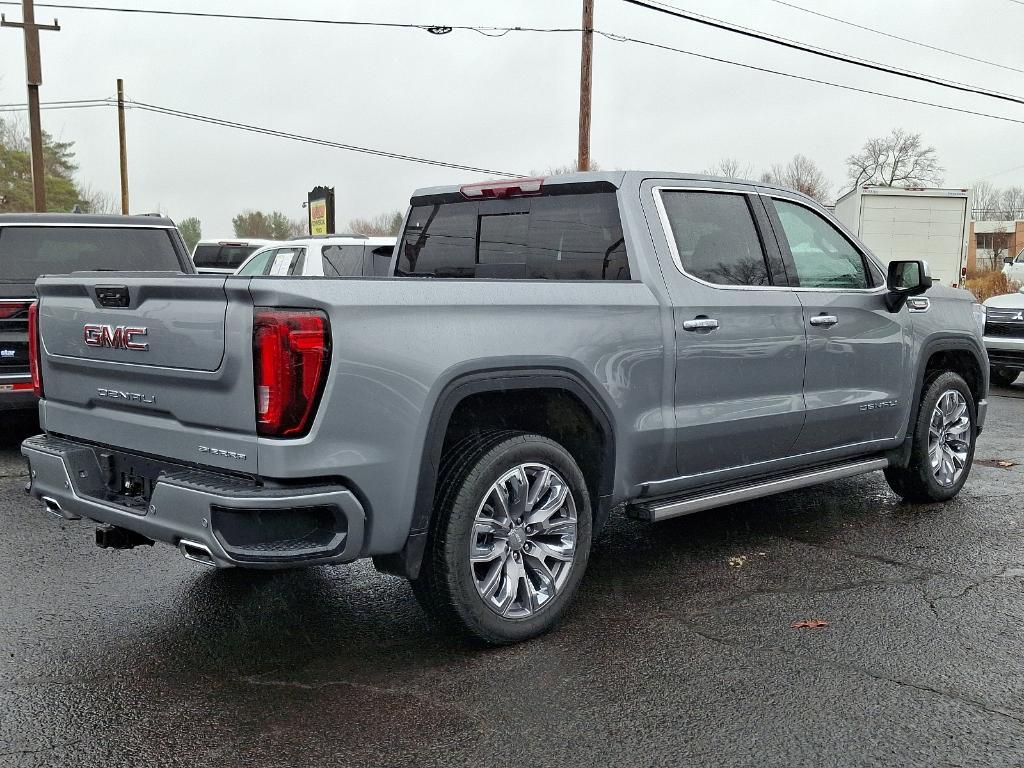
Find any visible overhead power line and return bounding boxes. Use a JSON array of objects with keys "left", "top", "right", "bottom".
[
  {"left": 767, "top": 0, "right": 1024, "bottom": 76},
  {"left": 617, "top": 0, "right": 1024, "bottom": 107},
  {"left": 0, "top": 1, "right": 574, "bottom": 37}
]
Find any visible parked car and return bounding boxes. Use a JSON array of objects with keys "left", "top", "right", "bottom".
[
  {"left": 22, "top": 172, "right": 988, "bottom": 644},
  {"left": 1003, "top": 246, "right": 1024, "bottom": 285},
  {"left": 234, "top": 234, "right": 395, "bottom": 277},
  {"left": 0, "top": 213, "right": 193, "bottom": 412},
  {"left": 191, "top": 238, "right": 277, "bottom": 274},
  {"left": 983, "top": 285, "right": 1024, "bottom": 386}
]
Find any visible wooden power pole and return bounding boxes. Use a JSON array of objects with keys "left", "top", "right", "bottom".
[
  {"left": 1, "top": 0, "right": 60, "bottom": 212},
  {"left": 577, "top": 0, "right": 594, "bottom": 172},
  {"left": 117, "top": 79, "right": 129, "bottom": 214}
]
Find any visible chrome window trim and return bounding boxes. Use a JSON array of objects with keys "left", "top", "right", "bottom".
[
  {"left": 0, "top": 222, "right": 176, "bottom": 229},
  {"left": 652, "top": 185, "right": 788, "bottom": 292},
  {"left": 762, "top": 192, "right": 888, "bottom": 295}
]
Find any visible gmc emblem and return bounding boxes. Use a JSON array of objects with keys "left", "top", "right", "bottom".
[{"left": 83, "top": 324, "right": 149, "bottom": 351}]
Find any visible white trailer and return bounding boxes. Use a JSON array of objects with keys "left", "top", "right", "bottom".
[{"left": 833, "top": 186, "right": 971, "bottom": 287}]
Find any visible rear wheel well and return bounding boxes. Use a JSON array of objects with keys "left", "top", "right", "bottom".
[{"left": 441, "top": 388, "right": 611, "bottom": 524}]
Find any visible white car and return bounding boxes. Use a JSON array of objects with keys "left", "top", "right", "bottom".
[
  {"left": 192, "top": 238, "right": 279, "bottom": 274},
  {"left": 1003, "top": 246, "right": 1024, "bottom": 284},
  {"left": 234, "top": 235, "right": 395, "bottom": 277},
  {"left": 983, "top": 285, "right": 1024, "bottom": 386}
]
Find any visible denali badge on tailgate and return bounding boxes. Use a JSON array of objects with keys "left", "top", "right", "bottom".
[{"left": 83, "top": 324, "right": 148, "bottom": 351}]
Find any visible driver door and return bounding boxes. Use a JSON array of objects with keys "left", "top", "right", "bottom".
[{"left": 761, "top": 192, "right": 911, "bottom": 454}]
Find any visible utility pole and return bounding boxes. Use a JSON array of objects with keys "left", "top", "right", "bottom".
[
  {"left": 1, "top": 0, "right": 60, "bottom": 212},
  {"left": 577, "top": 0, "right": 594, "bottom": 172},
  {"left": 117, "top": 79, "right": 129, "bottom": 214}
]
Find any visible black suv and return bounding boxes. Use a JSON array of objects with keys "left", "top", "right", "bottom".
[{"left": 0, "top": 213, "right": 194, "bottom": 411}]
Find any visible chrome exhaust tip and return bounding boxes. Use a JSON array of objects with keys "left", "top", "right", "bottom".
[
  {"left": 42, "top": 495, "right": 81, "bottom": 521},
  {"left": 178, "top": 539, "right": 217, "bottom": 568}
]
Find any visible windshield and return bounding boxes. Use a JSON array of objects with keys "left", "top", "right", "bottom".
[{"left": 0, "top": 226, "right": 182, "bottom": 282}]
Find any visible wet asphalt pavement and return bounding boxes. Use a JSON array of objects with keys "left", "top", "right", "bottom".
[{"left": 2, "top": 387, "right": 1024, "bottom": 768}]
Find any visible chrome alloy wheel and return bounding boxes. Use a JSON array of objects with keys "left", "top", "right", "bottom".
[
  {"left": 469, "top": 463, "right": 578, "bottom": 619},
  {"left": 928, "top": 390, "right": 972, "bottom": 488}
]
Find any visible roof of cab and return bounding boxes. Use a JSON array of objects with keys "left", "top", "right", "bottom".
[
  {"left": 0, "top": 212, "right": 178, "bottom": 227},
  {"left": 409, "top": 170, "right": 820, "bottom": 207}
]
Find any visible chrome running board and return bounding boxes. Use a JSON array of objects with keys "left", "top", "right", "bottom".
[{"left": 629, "top": 457, "right": 889, "bottom": 522}]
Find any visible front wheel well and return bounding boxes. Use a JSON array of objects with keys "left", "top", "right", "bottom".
[{"left": 923, "top": 349, "right": 984, "bottom": 405}]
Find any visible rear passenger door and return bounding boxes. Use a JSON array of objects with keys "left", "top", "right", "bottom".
[
  {"left": 646, "top": 181, "right": 807, "bottom": 484},
  {"left": 761, "top": 192, "right": 910, "bottom": 453}
]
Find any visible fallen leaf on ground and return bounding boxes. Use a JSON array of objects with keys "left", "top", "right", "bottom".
[
  {"left": 727, "top": 555, "right": 747, "bottom": 568},
  {"left": 791, "top": 619, "right": 829, "bottom": 629},
  {"left": 976, "top": 458, "right": 1019, "bottom": 469}
]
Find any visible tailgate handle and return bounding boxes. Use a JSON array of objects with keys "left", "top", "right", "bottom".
[{"left": 95, "top": 285, "right": 130, "bottom": 308}]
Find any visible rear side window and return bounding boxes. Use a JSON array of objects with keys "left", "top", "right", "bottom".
[
  {"left": 266, "top": 247, "right": 304, "bottom": 276},
  {"left": 659, "top": 191, "right": 771, "bottom": 287},
  {"left": 773, "top": 200, "right": 870, "bottom": 289},
  {"left": 370, "top": 245, "right": 393, "bottom": 276},
  {"left": 321, "top": 245, "right": 365, "bottom": 276},
  {"left": 395, "top": 191, "right": 629, "bottom": 280},
  {"left": 0, "top": 226, "right": 182, "bottom": 282}
]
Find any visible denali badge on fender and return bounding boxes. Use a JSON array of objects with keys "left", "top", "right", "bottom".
[{"left": 83, "top": 324, "right": 148, "bottom": 351}]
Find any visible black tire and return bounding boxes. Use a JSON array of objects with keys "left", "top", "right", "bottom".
[
  {"left": 411, "top": 431, "right": 593, "bottom": 644},
  {"left": 884, "top": 371, "right": 977, "bottom": 502},
  {"left": 990, "top": 366, "right": 1020, "bottom": 387}
]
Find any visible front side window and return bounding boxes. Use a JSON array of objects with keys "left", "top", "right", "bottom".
[
  {"left": 774, "top": 200, "right": 870, "bottom": 289},
  {"left": 395, "top": 191, "right": 630, "bottom": 280},
  {"left": 660, "top": 191, "right": 771, "bottom": 286}
]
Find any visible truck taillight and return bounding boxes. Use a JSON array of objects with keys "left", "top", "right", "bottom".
[
  {"left": 253, "top": 308, "right": 331, "bottom": 438},
  {"left": 28, "top": 301, "right": 42, "bottom": 397}
]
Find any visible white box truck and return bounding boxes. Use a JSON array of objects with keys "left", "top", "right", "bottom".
[{"left": 833, "top": 186, "right": 971, "bottom": 287}]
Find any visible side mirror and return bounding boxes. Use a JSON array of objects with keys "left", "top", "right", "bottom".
[
  {"left": 1005, "top": 256, "right": 1015, "bottom": 265},
  {"left": 885, "top": 259, "right": 933, "bottom": 312}
]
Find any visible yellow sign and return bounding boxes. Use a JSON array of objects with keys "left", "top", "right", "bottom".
[{"left": 309, "top": 199, "right": 328, "bottom": 235}]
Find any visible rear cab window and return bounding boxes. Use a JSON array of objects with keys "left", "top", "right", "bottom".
[
  {"left": 0, "top": 226, "right": 183, "bottom": 283},
  {"left": 395, "top": 186, "right": 630, "bottom": 280}
]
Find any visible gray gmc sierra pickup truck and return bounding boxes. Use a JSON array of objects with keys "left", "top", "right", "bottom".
[{"left": 22, "top": 172, "right": 988, "bottom": 643}]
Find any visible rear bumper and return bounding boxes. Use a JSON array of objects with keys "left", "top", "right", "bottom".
[
  {"left": 21, "top": 434, "right": 365, "bottom": 569},
  {"left": 0, "top": 373, "right": 35, "bottom": 411}
]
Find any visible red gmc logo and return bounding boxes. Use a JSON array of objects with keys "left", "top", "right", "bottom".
[{"left": 83, "top": 324, "right": 149, "bottom": 351}]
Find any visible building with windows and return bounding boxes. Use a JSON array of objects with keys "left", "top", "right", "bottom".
[{"left": 968, "top": 219, "right": 1024, "bottom": 271}]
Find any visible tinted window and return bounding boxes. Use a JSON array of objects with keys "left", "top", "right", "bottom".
[
  {"left": 192, "top": 244, "right": 259, "bottom": 269},
  {"left": 660, "top": 191, "right": 770, "bottom": 286},
  {"left": 322, "top": 245, "right": 364, "bottom": 276},
  {"left": 370, "top": 245, "right": 393, "bottom": 276},
  {"left": 0, "top": 226, "right": 181, "bottom": 282},
  {"left": 235, "top": 249, "right": 274, "bottom": 276},
  {"left": 395, "top": 192, "right": 629, "bottom": 280},
  {"left": 774, "top": 200, "right": 869, "bottom": 289}
]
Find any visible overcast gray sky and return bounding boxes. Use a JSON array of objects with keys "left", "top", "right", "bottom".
[{"left": 1, "top": 0, "right": 1022, "bottom": 235}]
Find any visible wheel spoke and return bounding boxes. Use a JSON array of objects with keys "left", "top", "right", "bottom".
[
  {"left": 529, "top": 537, "right": 575, "bottom": 562},
  {"left": 525, "top": 467, "right": 551, "bottom": 511},
  {"left": 471, "top": 535, "right": 508, "bottom": 563},
  {"left": 540, "top": 517, "right": 577, "bottom": 537},
  {"left": 525, "top": 480, "right": 569, "bottom": 526}
]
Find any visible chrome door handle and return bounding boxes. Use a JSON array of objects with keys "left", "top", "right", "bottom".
[
  {"left": 809, "top": 314, "right": 839, "bottom": 327},
  {"left": 682, "top": 317, "right": 719, "bottom": 332}
]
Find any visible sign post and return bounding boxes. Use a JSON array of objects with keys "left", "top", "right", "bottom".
[{"left": 307, "top": 186, "right": 335, "bottom": 236}]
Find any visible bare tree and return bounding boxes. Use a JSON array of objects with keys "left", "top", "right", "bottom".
[
  {"left": 846, "top": 128, "right": 943, "bottom": 189},
  {"left": 972, "top": 180, "right": 1001, "bottom": 220},
  {"left": 1000, "top": 186, "right": 1024, "bottom": 220},
  {"left": 79, "top": 184, "right": 117, "bottom": 214},
  {"left": 703, "top": 158, "right": 754, "bottom": 180},
  {"left": 348, "top": 210, "right": 403, "bottom": 236},
  {"left": 761, "top": 154, "right": 830, "bottom": 203}
]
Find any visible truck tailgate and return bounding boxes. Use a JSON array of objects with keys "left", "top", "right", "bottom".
[{"left": 36, "top": 274, "right": 259, "bottom": 474}]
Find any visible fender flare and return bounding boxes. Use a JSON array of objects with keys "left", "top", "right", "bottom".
[
  {"left": 374, "top": 364, "right": 617, "bottom": 579},
  {"left": 889, "top": 334, "right": 988, "bottom": 468}
]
